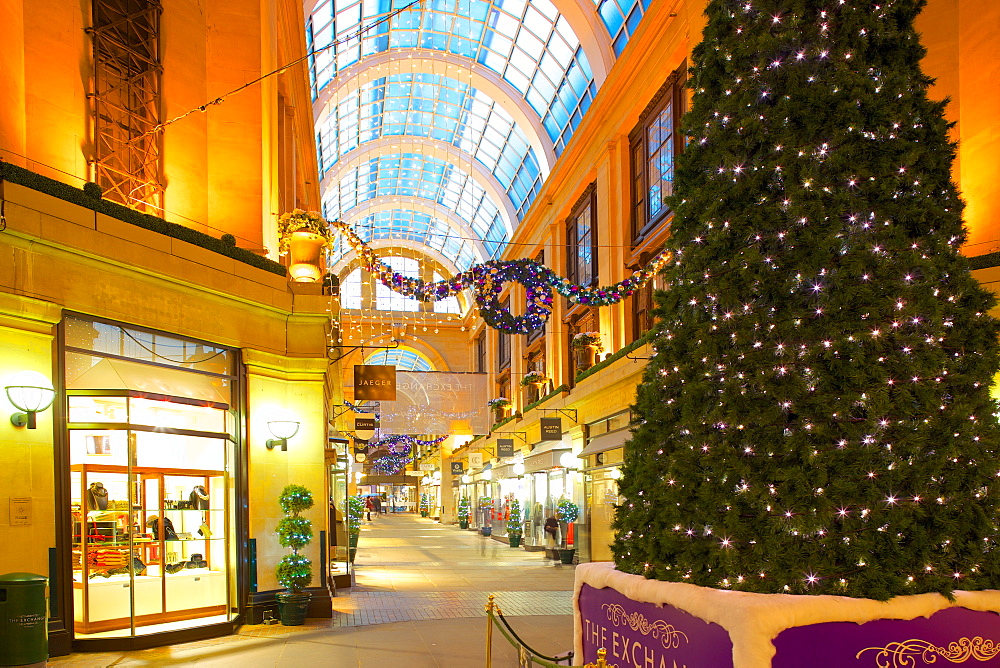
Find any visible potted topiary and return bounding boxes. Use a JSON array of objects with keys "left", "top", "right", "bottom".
[
  {"left": 277, "top": 209, "right": 334, "bottom": 282},
  {"left": 572, "top": 332, "right": 603, "bottom": 372},
  {"left": 457, "top": 496, "right": 470, "bottom": 529},
  {"left": 555, "top": 498, "right": 578, "bottom": 564},
  {"left": 419, "top": 493, "right": 430, "bottom": 517},
  {"left": 520, "top": 371, "right": 548, "bottom": 388},
  {"left": 507, "top": 498, "right": 523, "bottom": 548},
  {"left": 487, "top": 397, "right": 511, "bottom": 424},
  {"left": 275, "top": 484, "right": 314, "bottom": 626},
  {"left": 346, "top": 494, "right": 365, "bottom": 562}
]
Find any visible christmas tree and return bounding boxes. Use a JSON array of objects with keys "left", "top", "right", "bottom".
[
  {"left": 508, "top": 498, "right": 523, "bottom": 537},
  {"left": 612, "top": 0, "right": 1000, "bottom": 600}
]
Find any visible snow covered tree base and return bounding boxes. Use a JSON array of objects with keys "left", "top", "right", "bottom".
[{"left": 574, "top": 562, "right": 1000, "bottom": 668}]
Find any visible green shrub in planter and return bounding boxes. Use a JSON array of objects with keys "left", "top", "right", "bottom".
[
  {"left": 507, "top": 499, "right": 523, "bottom": 548},
  {"left": 458, "top": 496, "right": 470, "bottom": 529},
  {"left": 275, "top": 484, "right": 314, "bottom": 625}
]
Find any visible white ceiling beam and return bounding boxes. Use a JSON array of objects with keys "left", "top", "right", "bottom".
[
  {"left": 320, "top": 135, "right": 518, "bottom": 237},
  {"left": 313, "top": 49, "right": 556, "bottom": 174},
  {"left": 339, "top": 195, "right": 490, "bottom": 262},
  {"left": 547, "top": 0, "right": 615, "bottom": 84}
]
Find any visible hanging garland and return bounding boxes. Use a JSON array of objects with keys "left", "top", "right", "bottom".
[
  {"left": 369, "top": 453, "right": 413, "bottom": 475},
  {"left": 365, "top": 433, "right": 448, "bottom": 474},
  {"left": 310, "top": 215, "right": 673, "bottom": 334}
]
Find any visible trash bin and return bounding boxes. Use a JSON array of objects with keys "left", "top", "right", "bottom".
[{"left": 0, "top": 573, "right": 48, "bottom": 667}]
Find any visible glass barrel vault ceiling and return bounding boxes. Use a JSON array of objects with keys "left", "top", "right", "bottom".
[{"left": 307, "top": 0, "right": 650, "bottom": 272}]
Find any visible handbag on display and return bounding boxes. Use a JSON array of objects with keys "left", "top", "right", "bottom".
[
  {"left": 197, "top": 523, "right": 212, "bottom": 538},
  {"left": 145, "top": 516, "right": 179, "bottom": 541},
  {"left": 189, "top": 485, "right": 210, "bottom": 510},
  {"left": 86, "top": 482, "right": 109, "bottom": 512}
]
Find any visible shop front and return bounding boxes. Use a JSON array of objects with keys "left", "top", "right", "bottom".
[
  {"left": 327, "top": 436, "right": 352, "bottom": 589},
  {"left": 523, "top": 442, "right": 573, "bottom": 549},
  {"left": 62, "top": 314, "right": 244, "bottom": 647},
  {"left": 578, "top": 412, "right": 631, "bottom": 563},
  {"left": 495, "top": 461, "right": 530, "bottom": 541}
]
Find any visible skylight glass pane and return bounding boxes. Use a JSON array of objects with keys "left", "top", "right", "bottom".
[
  {"left": 364, "top": 348, "right": 434, "bottom": 371},
  {"left": 593, "top": 0, "right": 646, "bottom": 57}
]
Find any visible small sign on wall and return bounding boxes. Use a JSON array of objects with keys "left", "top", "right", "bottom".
[
  {"left": 540, "top": 417, "right": 562, "bottom": 441},
  {"left": 497, "top": 439, "right": 515, "bottom": 458},
  {"left": 354, "top": 365, "right": 397, "bottom": 401},
  {"left": 354, "top": 417, "right": 378, "bottom": 442},
  {"left": 10, "top": 497, "right": 32, "bottom": 526}
]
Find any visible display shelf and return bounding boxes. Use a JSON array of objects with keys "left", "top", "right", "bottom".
[{"left": 70, "top": 460, "right": 228, "bottom": 634}]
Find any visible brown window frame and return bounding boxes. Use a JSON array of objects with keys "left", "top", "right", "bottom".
[
  {"left": 497, "top": 299, "right": 511, "bottom": 372},
  {"left": 475, "top": 330, "right": 487, "bottom": 373},
  {"left": 526, "top": 250, "right": 546, "bottom": 344},
  {"left": 629, "top": 65, "right": 686, "bottom": 245},
  {"left": 566, "top": 184, "right": 598, "bottom": 289},
  {"left": 628, "top": 252, "right": 667, "bottom": 342},
  {"left": 564, "top": 306, "right": 599, "bottom": 387}
]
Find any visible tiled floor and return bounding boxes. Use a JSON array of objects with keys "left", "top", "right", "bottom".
[{"left": 50, "top": 513, "right": 577, "bottom": 666}]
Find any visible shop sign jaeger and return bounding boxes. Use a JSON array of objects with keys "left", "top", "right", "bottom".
[{"left": 354, "top": 365, "right": 397, "bottom": 401}]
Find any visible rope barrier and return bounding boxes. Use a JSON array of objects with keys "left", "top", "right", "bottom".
[{"left": 484, "top": 594, "right": 618, "bottom": 668}]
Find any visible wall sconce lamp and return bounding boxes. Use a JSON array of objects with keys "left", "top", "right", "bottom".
[
  {"left": 6, "top": 372, "right": 56, "bottom": 429},
  {"left": 266, "top": 420, "right": 300, "bottom": 451},
  {"left": 461, "top": 474, "right": 471, "bottom": 484},
  {"left": 512, "top": 462, "right": 526, "bottom": 477}
]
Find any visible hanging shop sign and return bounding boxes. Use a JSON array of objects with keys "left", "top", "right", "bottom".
[
  {"left": 468, "top": 452, "right": 484, "bottom": 468},
  {"left": 354, "top": 417, "right": 378, "bottom": 442},
  {"left": 451, "top": 461, "right": 465, "bottom": 476},
  {"left": 497, "top": 439, "right": 515, "bottom": 458},
  {"left": 540, "top": 417, "right": 562, "bottom": 441},
  {"left": 354, "top": 364, "right": 397, "bottom": 401}
]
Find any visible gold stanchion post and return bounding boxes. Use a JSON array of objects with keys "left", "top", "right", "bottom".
[{"left": 484, "top": 593, "right": 495, "bottom": 668}]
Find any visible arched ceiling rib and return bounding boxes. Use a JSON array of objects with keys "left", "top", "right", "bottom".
[
  {"left": 339, "top": 196, "right": 490, "bottom": 261},
  {"left": 548, "top": 0, "right": 614, "bottom": 80},
  {"left": 322, "top": 151, "right": 511, "bottom": 259},
  {"left": 314, "top": 50, "right": 557, "bottom": 172},
  {"left": 321, "top": 136, "right": 518, "bottom": 235},
  {"left": 336, "top": 238, "right": 466, "bottom": 277}
]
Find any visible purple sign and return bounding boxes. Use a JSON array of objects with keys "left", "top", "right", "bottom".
[
  {"left": 579, "top": 583, "right": 734, "bottom": 667},
  {"left": 774, "top": 606, "right": 1000, "bottom": 668}
]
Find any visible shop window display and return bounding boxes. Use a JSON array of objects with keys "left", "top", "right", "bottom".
[
  {"left": 63, "top": 315, "right": 239, "bottom": 640},
  {"left": 69, "top": 397, "right": 234, "bottom": 636}
]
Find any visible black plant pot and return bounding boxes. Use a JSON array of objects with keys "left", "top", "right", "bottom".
[
  {"left": 276, "top": 591, "right": 311, "bottom": 626},
  {"left": 559, "top": 548, "right": 575, "bottom": 565},
  {"left": 481, "top": 526, "right": 492, "bottom": 536}
]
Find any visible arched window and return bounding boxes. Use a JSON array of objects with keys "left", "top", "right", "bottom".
[
  {"left": 375, "top": 257, "right": 421, "bottom": 312},
  {"left": 363, "top": 347, "right": 434, "bottom": 371},
  {"left": 432, "top": 272, "right": 461, "bottom": 314}
]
